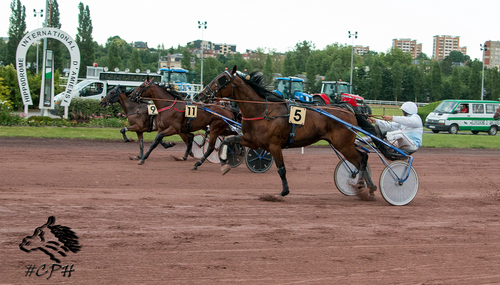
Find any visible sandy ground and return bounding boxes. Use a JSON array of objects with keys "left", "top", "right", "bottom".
[{"left": 1, "top": 136, "right": 500, "bottom": 284}]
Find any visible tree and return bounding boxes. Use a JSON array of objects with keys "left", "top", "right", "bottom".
[
  {"left": 416, "top": 52, "right": 429, "bottom": 61},
  {"left": 451, "top": 67, "right": 461, "bottom": 99},
  {"left": 468, "top": 59, "right": 482, "bottom": 100},
  {"left": 430, "top": 61, "right": 442, "bottom": 101},
  {"left": 282, "top": 52, "right": 297, "bottom": 77},
  {"left": 130, "top": 48, "right": 143, "bottom": 72},
  {"left": 391, "top": 61, "right": 403, "bottom": 102},
  {"left": 107, "top": 41, "right": 121, "bottom": 71},
  {"left": 369, "top": 57, "right": 383, "bottom": 100},
  {"left": 305, "top": 52, "right": 317, "bottom": 93},
  {"left": 263, "top": 55, "right": 274, "bottom": 84},
  {"left": 47, "top": 0, "right": 65, "bottom": 72},
  {"left": 291, "top": 40, "right": 314, "bottom": 73},
  {"left": 181, "top": 49, "right": 191, "bottom": 71},
  {"left": 75, "top": 2, "right": 94, "bottom": 77},
  {"left": 6, "top": 0, "right": 27, "bottom": 66},
  {"left": 448, "top": 51, "right": 466, "bottom": 63}
]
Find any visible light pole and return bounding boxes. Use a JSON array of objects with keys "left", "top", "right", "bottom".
[
  {"left": 198, "top": 21, "right": 207, "bottom": 86},
  {"left": 480, "top": 43, "right": 488, "bottom": 100},
  {"left": 348, "top": 31, "right": 357, "bottom": 86},
  {"left": 33, "top": 8, "right": 44, "bottom": 74}
]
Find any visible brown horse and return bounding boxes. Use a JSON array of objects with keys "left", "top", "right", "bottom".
[
  {"left": 198, "top": 66, "right": 376, "bottom": 198},
  {"left": 129, "top": 81, "right": 237, "bottom": 169},
  {"left": 100, "top": 85, "right": 182, "bottom": 160},
  {"left": 494, "top": 106, "right": 500, "bottom": 120}
]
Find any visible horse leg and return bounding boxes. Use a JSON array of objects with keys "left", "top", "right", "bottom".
[
  {"left": 269, "top": 145, "right": 289, "bottom": 197},
  {"left": 120, "top": 127, "right": 133, "bottom": 142},
  {"left": 182, "top": 133, "right": 194, "bottom": 160},
  {"left": 160, "top": 141, "right": 176, "bottom": 149},
  {"left": 344, "top": 148, "right": 376, "bottom": 200},
  {"left": 129, "top": 132, "right": 144, "bottom": 160},
  {"left": 192, "top": 133, "right": 216, "bottom": 170},
  {"left": 139, "top": 132, "right": 165, "bottom": 165},
  {"left": 220, "top": 135, "right": 242, "bottom": 175}
]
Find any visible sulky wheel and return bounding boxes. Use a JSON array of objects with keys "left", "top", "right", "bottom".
[
  {"left": 245, "top": 148, "right": 273, "bottom": 173},
  {"left": 379, "top": 161, "right": 419, "bottom": 206},
  {"left": 218, "top": 141, "right": 245, "bottom": 168},
  {"left": 204, "top": 136, "right": 223, "bottom": 164},
  {"left": 191, "top": 133, "right": 206, "bottom": 159},
  {"left": 334, "top": 160, "right": 371, "bottom": 196}
]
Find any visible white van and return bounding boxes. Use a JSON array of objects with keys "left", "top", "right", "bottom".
[
  {"left": 53, "top": 66, "right": 162, "bottom": 104},
  {"left": 425, "top": 100, "right": 500, "bottom": 135}
]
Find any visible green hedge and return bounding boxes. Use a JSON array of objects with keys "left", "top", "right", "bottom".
[
  {"left": 54, "top": 98, "right": 124, "bottom": 121},
  {"left": 418, "top": 101, "right": 441, "bottom": 125}
]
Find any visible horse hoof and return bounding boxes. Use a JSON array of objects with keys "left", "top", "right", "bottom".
[
  {"left": 138, "top": 160, "right": 145, "bottom": 165},
  {"left": 191, "top": 166, "right": 198, "bottom": 170},
  {"left": 170, "top": 155, "right": 186, "bottom": 161},
  {"left": 221, "top": 164, "right": 231, "bottom": 175},
  {"left": 280, "top": 189, "right": 290, "bottom": 197},
  {"left": 129, "top": 156, "right": 140, "bottom": 160}
]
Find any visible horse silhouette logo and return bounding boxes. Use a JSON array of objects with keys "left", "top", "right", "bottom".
[{"left": 19, "top": 216, "right": 81, "bottom": 263}]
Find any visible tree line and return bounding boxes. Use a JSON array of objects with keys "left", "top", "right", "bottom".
[{"left": 1, "top": 0, "right": 500, "bottom": 111}]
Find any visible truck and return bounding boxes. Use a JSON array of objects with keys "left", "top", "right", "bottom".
[
  {"left": 273, "top": 77, "right": 313, "bottom": 103},
  {"left": 158, "top": 68, "right": 202, "bottom": 99},
  {"left": 313, "top": 80, "right": 371, "bottom": 115}
]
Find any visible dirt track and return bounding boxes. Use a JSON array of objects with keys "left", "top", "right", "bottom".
[{"left": 1, "top": 136, "right": 500, "bottom": 284}]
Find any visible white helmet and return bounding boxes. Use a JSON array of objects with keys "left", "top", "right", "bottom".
[{"left": 400, "top": 102, "right": 418, "bottom": 114}]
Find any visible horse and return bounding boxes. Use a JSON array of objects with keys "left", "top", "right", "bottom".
[
  {"left": 129, "top": 81, "right": 237, "bottom": 170},
  {"left": 19, "top": 216, "right": 81, "bottom": 263},
  {"left": 198, "top": 66, "right": 376, "bottom": 198},
  {"left": 494, "top": 106, "right": 500, "bottom": 120},
  {"left": 100, "top": 85, "right": 180, "bottom": 160}
]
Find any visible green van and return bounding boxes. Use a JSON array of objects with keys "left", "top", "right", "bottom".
[{"left": 424, "top": 100, "right": 500, "bottom": 135}]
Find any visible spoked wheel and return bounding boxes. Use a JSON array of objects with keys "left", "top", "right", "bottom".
[
  {"left": 245, "top": 148, "right": 273, "bottom": 173},
  {"left": 191, "top": 133, "right": 205, "bottom": 159},
  {"left": 218, "top": 141, "right": 246, "bottom": 168},
  {"left": 379, "top": 161, "right": 419, "bottom": 206},
  {"left": 334, "top": 160, "right": 371, "bottom": 196},
  {"left": 204, "top": 136, "right": 223, "bottom": 164}
]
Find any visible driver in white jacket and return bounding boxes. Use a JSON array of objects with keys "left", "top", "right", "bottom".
[{"left": 367, "top": 101, "right": 423, "bottom": 152}]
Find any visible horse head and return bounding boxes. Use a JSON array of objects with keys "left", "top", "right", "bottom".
[
  {"left": 198, "top": 66, "right": 239, "bottom": 103},
  {"left": 100, "top": 85, "right": 122, "bottom": 107},
  {"left": 19, "top": 216, "right": 81, "bottom": 263},
  {"left": 129, "top": 79, "right": 155, "bottom": 103}
]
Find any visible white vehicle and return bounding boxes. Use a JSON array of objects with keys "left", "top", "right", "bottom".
[
  {"left": 425, "top": 99, "right": 500, "bottom": 135},
  {"left": 53, "top": 66, "right": 162, "bottom": 104}
]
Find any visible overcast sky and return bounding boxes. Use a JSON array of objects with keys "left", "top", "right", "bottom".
[{"left": 1, "top": 0, "right": 499, "bottom": 61}]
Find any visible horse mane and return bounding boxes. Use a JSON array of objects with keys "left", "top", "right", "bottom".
[
  {"left": 156, "top": 83, "right": 187, "bottom": 100},
  {"left": 237, "top": 72, "right": 284, "bottom": 102},
  {"left": 49, "top": 224, "right": 82, "bottom": 253}
]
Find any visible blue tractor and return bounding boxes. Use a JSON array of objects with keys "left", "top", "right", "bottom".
[{"left": 273, "top": 77, "right": 313, "bottom": 104}]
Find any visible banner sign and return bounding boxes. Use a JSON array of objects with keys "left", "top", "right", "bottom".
[{"left": 16, "top": 27, "right": 80, "bottom": 107}]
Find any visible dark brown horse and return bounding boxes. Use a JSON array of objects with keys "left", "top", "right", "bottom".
[
  {"left": 198, "top": 66, "right": 376, "bottom": 198},
  {"left": 100, "top": 85, "right": 181, "bottom": 160},
  {"left": 129, "top": 81, "right": 237, "bottom": 170}
]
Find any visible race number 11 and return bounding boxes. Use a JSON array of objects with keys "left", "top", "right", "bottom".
[
  {"left": 185, "top": 105, "right": 198, "bottom": 118},
  {"left": 147, "top": 103, "right": 158, "bottom": 115},
  {"left": 289, "top": 106, "right": 306, "bottom": 125}
]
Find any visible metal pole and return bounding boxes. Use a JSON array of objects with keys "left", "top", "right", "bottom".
[
  {"left": 348, "top": 31, "right": 357, "bottom": 86},
  {"left": 33, "top": 9, "right": 43, "bottom": 74},
  {"left": 480, "top": 43, "right": 487, "bottom": 101},
  {"left": 198, "top": 21, "right": 207, "bottom": 86}
]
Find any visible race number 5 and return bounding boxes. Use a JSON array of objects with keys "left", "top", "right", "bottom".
[
  {"left": 147, "top": 103, "right": 158, "bottom": 115},
  {"left": 289, "top": 106, "right": 306, "bottom": 125},
  {"left": 185, "top": 105, "right": 198, "bottom": 118}
]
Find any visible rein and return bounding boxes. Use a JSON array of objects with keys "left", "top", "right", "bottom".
[{"left": 157, "top": 98, "right": 185, "bottom": 113}]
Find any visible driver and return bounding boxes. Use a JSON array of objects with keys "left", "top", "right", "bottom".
[{"left": 368, "top": 101, "right": 423, "bottom": 152}]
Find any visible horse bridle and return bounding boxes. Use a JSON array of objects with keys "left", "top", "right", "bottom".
[
  {"left": 130, "top": 80, "right": 155, "bottom": 102},
  {"left": 202, "top": 71, "right": 236, "bottom": 102}
]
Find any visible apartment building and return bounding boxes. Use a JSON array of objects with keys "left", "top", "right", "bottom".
[
  {"left": 353, "top": 45, "right": 370, "bottom": 55},
  {"left": 483, "top": 40, "right": 500, "bottom": 69},
  {"left": 392, "top": 38, "right": 422, "bottom": 59},
  {"left": 432, "top": 35, "right": 467, "bottom": 60}
]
